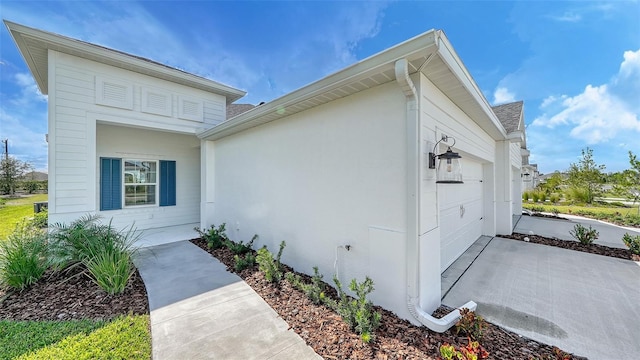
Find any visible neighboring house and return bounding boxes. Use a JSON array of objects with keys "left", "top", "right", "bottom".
[
  {"left": 6, "top": 21, "right": 524, "bottom": 331},
  {"left": 492, "top": 100, "right": 538, "bottom": 200}
]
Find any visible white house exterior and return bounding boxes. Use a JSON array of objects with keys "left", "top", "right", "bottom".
[{"left": 7, "top": 21, "right": 524, "bottom": 330}]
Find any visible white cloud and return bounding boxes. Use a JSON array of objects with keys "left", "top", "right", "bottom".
[
  {"left": 493, "top": 87, "right": 516, "bottom": 104},
  {"left": 11, "top": 73, "right": 47, "bottom": 106},
  {"left": 531, "top": 49, "right": 640, "bottom": 145},
  {"left": 548, "top": 12, "right": 582, "bottom": 22}
]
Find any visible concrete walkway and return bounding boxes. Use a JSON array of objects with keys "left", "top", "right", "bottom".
[
  {"left": 134, "top": 241, "right": 321, "bottom": 360},
  {"left": 514, "top": 214, "right": 640, "bottom": 249},
  {"left": 443, "top": 217, "right": 640, "bottom": 359}
]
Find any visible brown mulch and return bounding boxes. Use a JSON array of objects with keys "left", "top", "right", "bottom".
[
  {"left": 0, "top": 265, "right": 149, "bottom": 321},
  {"left": 501, "top": 232, "right": 640, "bottom": 261},
  {"left": 191, "top": 238, "right": 585, "bottom": 360}
]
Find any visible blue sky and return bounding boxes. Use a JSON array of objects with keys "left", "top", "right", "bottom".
[{"left": 0, "top": 0, "right": 638, "bottom": 174}]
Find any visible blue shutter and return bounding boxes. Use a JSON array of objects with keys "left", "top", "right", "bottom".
[
  {"left": 159, "top": 160, "right": 176, "bottom": 206},
  {"left": 100, "top": 158, "right": 122, "bottom": 211}
]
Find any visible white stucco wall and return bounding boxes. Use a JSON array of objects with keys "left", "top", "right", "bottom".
[
  {"left": 210, "top": 82, "right": 412, "bottom": 319},
  {"left": 47, "top": 50, "right": 222, "bottom": 228}
]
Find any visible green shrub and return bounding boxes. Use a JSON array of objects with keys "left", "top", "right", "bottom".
[
  {"left": 326, "top": 275, "right": 381, "bottom": 343},
  {"left": 455, "top": 307, "right": 486, "bottom": 341},
  {"left": 225, "top": 234, "right": 257, "bottom": 255},
  {"left": 549, "top": 194, "right": 560, "bottom": 203},
  {"left": 569, "top": 224, "right": 599, "bottom": 245},
  {"left": 233, "top": 252, "right": 256, "bottom": 272},
  {"left": 194, "top": 223, "right": 227, "bottom": 250},
  {"left": 529, "top": 205, "right": 544, "bottom": 213},
  {"left": 48, "top": 215, "right": 138, "bottom": 294},
  {"left": 532, "top": 192, "right": 540, "bottom": 202},
  {"left": 30, "top": 210, "right": 48, "bottom": 229},
  {"left": 256, "top": 241, "right": 286, "bottom": 284},
  {"left": 286, "top": 266, "right": 327, "bottom": 305},
  {"left": 539, "top": 192, "right": 547, "bottom": 202},
  {"left": 0, "top": 221, "right": 49, "bottom": 290},
  {"left": 622, "top": 233, "right": 640, "bottom": 255},
  {"left": 522, "top": 191, "right": 530, "bottom": 201}
]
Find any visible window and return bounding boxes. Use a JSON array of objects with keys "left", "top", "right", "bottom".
[
  {"left": 124, "top": 160, "right": 157, "bottom": 206},
  {"left": 100, "top": 157, "right": 176, "bottom": 210}
]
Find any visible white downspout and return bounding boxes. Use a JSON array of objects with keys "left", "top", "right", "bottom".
[{"left": 394, "top": 57, "right": 477, "bottom": 333}]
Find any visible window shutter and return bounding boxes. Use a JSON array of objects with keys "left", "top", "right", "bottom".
[
  {"left": 159, "top": 160, "right": 176, "bottom": 206},
  {"left": 100, "top": 158, "right": 122, "bottom": 211}
]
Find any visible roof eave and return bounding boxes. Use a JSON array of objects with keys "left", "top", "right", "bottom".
[
  {"left": 4, "top": 20, "right": 246, "bottom": 103},
  {"left": 199, "top": 30, "right": 439, "bottom": 140}
]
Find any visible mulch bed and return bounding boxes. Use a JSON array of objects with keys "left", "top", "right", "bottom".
[
  {"left": 501, "top": 232, "right": 640, "bottom": 261},
  {"left": 0, "top": 266, "right": 149, "bottom": 321},
  {"left": 191, "top": 238, "right": 586, "bottom": 360}
]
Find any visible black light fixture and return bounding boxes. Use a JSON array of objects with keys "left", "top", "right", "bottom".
[{"left": 429, "top": 135, "right": 463, "bottom": 184}]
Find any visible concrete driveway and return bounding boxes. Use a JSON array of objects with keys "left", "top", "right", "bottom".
[{"left": 443, "top": 219, "right": 640, "bottom": 359}]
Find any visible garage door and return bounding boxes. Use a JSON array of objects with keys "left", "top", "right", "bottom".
[{"left": 439, "top": 159, "right": 484, "bottom": 272}]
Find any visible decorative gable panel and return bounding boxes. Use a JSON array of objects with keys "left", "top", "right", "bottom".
[
  {"left": 95, "top": 76, "right": 133, "bottom": 110},
  {"left": 178, "top": 96, "right": 203, "bottom": 122},
  {"left": 141, "top": 87, "right": 171, "bottom": 117}
]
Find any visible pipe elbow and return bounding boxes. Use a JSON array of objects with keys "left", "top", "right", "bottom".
[{"left": 408, "top": 297, "right": 477, "bottom": 333}]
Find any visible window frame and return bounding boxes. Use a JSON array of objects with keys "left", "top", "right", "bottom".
[{"left": 122, "top": 159, "right": 159, "bottom": 208}]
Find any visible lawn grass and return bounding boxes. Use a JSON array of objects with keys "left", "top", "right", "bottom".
[
  {"left": 523, "top": 202, "right": 639, "bottom": 216},
  {"left": 0, "top": 194, "right": 48, "bottom": 241},
  {"left": 0, "top": 315, "right": 150, "bottom": 360}
]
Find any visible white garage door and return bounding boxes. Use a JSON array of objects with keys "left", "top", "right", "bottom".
[{"left": 439, "top": 159, "right": 484, "bottom": 272}]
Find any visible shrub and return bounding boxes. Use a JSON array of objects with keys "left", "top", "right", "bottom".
[
  {"left": 0, "top": 221, "right": 49, "bottom": 290},
  {"left": 225, "top": 234, "right": 257, "bottom": 255},
  {"left": 529, "top": 205, "right": 544, "bottom": 213},
  {"left": 49, "top": 215, "right": 138, "bottom": 294},
  {"left": 549, "top": 194, "right": 560, "bottom": 203},
  {"left": 30, "top": 209, "right": 48, "bottom": 228},
  {"left": 532, "top": 192, "right": 540, "bottom": 203},
  {"left": 256, "top": 241, "right": 286, "bottom": 284},
  {"left": 234, "top": 252, "right": 256, "bottom": 272},
  {"left": 194, "top": 223, "right": 227, "bottom": 250},
  {"left": 455, "top": 307, "right": 486, "bottom": 341},
  {"left": 327, "top": 275, "right": 381, "bottom": 343},
  {"left": 569, "top": 224, "right": 599, "bottom": 245},
  {"left": 539, "top": 192, "right": 547, "bottom": 202},
  {"left": 622, "top": 233, "right": 640, "bottom": 255},
  {"left": 522, "top": 191, "right": 530, "bottom": 201},
  {"left": 286, "top": 266, "right": 326, "bottom": 305}
]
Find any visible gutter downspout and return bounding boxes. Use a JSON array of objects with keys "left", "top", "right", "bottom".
[{"left": 395, "top": 57, "right": 477, "bottom": 333}]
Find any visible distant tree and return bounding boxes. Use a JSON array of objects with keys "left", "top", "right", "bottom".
[
  {"left": 619, "top": 151, "right": 640, "bottom": 210},
  {"left": 566, "top": 148, "right": 605, "bottom": 204},
  {"left": 0, "top": 156, "right": 32, "bottom": 195},
  {"left": 538, "top": 171, "right": 564, "bottom": 194}
]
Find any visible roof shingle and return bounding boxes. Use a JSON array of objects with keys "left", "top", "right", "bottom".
[{"left": 492, "top": 100, "right": 523, "bottom": 133}]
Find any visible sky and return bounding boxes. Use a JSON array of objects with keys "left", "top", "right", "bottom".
[{"left": 0, "top": 0, "right": 638, "bottom": 174}]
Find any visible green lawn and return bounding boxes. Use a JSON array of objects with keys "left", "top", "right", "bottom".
[
  {"left": 0, "top": 194, "right": 48, "bottom": 241},
  {"left": 523, "top": 202, "right": 640, "bottom": 227},
  {"left": 0, "top": 315, "right": 150, "bottom": 360}
]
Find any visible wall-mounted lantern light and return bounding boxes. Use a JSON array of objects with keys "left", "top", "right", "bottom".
[
  {"left": 522, "top": 172, "right": 531, "bottom": 181},
  {"left": 429, "top": 135, "right": 463, "bottom": 184}
]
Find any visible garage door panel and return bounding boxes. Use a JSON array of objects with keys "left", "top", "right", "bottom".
[{"left": 439, "top": 159, "right": 484, "bottom": 272}]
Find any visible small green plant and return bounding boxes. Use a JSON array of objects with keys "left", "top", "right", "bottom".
[
  {"left": 30, "top": 209, "right": 48, "bottom": 228},
  {"left": 256, "top": 241, "right": 286, "bottom": 284},
  {"left": 529, "top": 205, "right": 544, "bottom": 213},
  {"left": 549, "top": 194, "right": 560, "bottom": 203},
  {"left": 622, "top": 233, "right": 640, "bottom": 255},
  {"left": 286, "top": 266, "right": 327, "bottom": 305},
  {"left": 328, "top": 275, "right": 381, "bottom": 343},
  {"left": 0, "top": 220, "right": 49, "bottom": 290},
  {"left": 532, "top": 192, "right": 540, "bottom": 203},
  {"left": 522, "top": 191, "right": 530, "bottom": 201},
  {"left": 455, "top": 307, "right": 486, "bottom": 341},
  {"left": 539, "top": 192, "right": 547, "bottom": 202},
  {"left": 551, "top": 208, "right": 560, "bottom": 217},
  {"left": 194, "top": 223, "right": 228, "bottom": 250},
  {"left": 569, "top": 224, "right": 599, "bottom": 245},
  {"left": 234, "top": 252, "right": 256, "bottom": 272},
  {"left": 84, "top": 244, "right": 134, "bottom": 295},
  {"left": 225, "top": 234, "right": 257, "bottom": 255},
  {"left": 439, "top": 339, "right": 489, "bottom": 360}
]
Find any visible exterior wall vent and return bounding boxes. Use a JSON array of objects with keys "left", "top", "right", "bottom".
[
  {"left": 95, "top": 76, "right": 133, "bottom": 110},
  {"left": 141, "top": 87, "right": 171, "bottom": 117},
  {"left": 178, "top": 96, "right": 203, "bottom": 122}
]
